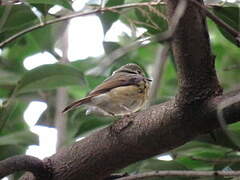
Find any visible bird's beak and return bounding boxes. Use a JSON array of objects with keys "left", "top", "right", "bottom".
[{"left": 146, "top": 78, "right": 152, "bottom": 82}]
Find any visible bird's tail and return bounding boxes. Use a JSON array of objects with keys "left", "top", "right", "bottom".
[{"left": 62, "top": 96, "right": 92, "bottom": 113}]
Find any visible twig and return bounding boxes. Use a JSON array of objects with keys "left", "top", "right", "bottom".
[
  {"left": 189, "top": 0, "right": 240, "bottom": 46},
  {"left": 86, "top": 0, "right": 187, "bottom": 75},
  {"left": 116, "top": 170, "right": 240, "bottom": 180},
  {"left": 0, "top": 0, "right": 163, "bottom": 48},
  {"left": 0, "top": 155, "right": 51, "bottom": 179}
]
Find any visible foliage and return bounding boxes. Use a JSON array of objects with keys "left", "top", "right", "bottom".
[{"left": 0, "top": 0, "right": 239, "bottom": 179}]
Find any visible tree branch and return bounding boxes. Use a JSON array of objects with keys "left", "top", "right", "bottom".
[
  {"left": 116, "top": 170, "right": 240, "bottom": 180},
  {"left": 0, "top": 155, "right": 51, "bottom": 179},
  {"left": 16, "top": 89, "right": 240, "bottom": 180}
]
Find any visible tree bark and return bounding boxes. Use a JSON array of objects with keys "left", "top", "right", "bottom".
[{"left": 18, "top": 0, "right": 240, "bottom": 180}]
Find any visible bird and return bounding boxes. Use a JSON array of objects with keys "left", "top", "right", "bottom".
[{"left": 62, "top": 63, "right": 152, "bottom": 116}]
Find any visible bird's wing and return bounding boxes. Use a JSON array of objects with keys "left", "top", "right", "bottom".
[
  {"left": 62, "top": 96, "right": 92, "bottom": 113},
  {"left": 89, "top": 74, "right": 144, "bottom": 96},
  {"left": 62, "top": 74, "right": 143, "bottom": 113}
]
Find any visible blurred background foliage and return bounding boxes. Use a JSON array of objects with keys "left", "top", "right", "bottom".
[{"left": 0, "top": 0, "right": 239, "bottom": 179}]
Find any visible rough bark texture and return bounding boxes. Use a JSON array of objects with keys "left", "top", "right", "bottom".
[
  {"left": 17, "top": 0, "right": 240, "bottom": 180},
  {"left": 167, "top": 0, "right": 222, "bottom": 103}
]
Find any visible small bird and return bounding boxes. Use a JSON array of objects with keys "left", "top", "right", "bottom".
[{"left": 62, "top": 63, "right": 151, "bottom": 116}]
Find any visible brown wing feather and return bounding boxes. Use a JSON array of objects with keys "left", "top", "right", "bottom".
[
  {"left": 89, "top": 73, "right": 143, "bottom": 96},
  {"left": 62, "top": 96, "right": 92, "bottom": 113}
]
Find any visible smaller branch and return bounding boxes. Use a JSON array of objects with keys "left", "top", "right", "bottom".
[
  {"left": 0, "top": 0, "right": 163, "bottom": 48},
  {"left": 189, "top": 0, "right": 240, "bottom": 46},
  {"left": 117, "top": 170, "right": 240, "bottom": 180},
  {"left": 0, "top": 155, "right": 52, "bottom": 179}
]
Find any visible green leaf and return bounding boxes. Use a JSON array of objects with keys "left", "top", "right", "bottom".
[
  {"left": 139, "top": 159, "right": 188, "bottom": 171},
  {"left": 0, "top": 6, "right": 37, "bottom": 43},
  {"left": 141, "top": 160, "right": 189, "bottom": 180},
  {"left": 0, "top": 87, "right": 12, "bottom": 98},
  {"left": 0, "top": 131, "right": 38, "bottom": 146},
  {"left": 71, "top": 58, "right": 97, "bottom": 71},
  {"left": 121, "top": 159, "right": 189, "bottom": 180},
  {"left": 0, "top": 145, "right": 25, "bottom": 160},
  {"left": 0, "top": 6, "right": 36, "bottom": 33},
  {"left": 213, "top": 5, "right": 240, "bottom": 46},
  {"left": 6, "top": 22, "right": 68, "bottom": 63},
  {"left": 174, "top": 141, "right": 230, "bottom": 156},
  {"left": 28, "top": 22, "right": 68, "bottom": 51},
  {"left": 15, "top": 64, "right": 85, "bottom": 94},
  {"left": 176, "top": 156, "right": 213, "bottom": 171},
  {"left": 0, "top": 69, "right": 20, "bottom": 85},
  {"left": 99, "top": 0, "right": 125, "bottom": 34},
  {"left": 0, "top": 101, "right": 28, "bottom": 133},
  {"left": 135, "top": 3, "right": 168, "bottom": 34},
  {"left": 67, "top": 85, "right": 89, "bottom": 100},
  {"left": 27, "top": 0, "right": 73, "bottom": 10}
]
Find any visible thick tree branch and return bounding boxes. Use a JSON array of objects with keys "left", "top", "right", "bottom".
[
  {"left": 17, "top": 89, "right": 240, "bottom": 180},
  {"left": 18, "top": 90, "right": 240, "bottom": 180},
  {"left": 117, "top": 170, "right": 240, "bottom": 180},
  {"left": 0, "top": 155, "right": 51, "bottom": 179},
  {"left": 167, "top": 0, "right": 222, "bottom": 104}
]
